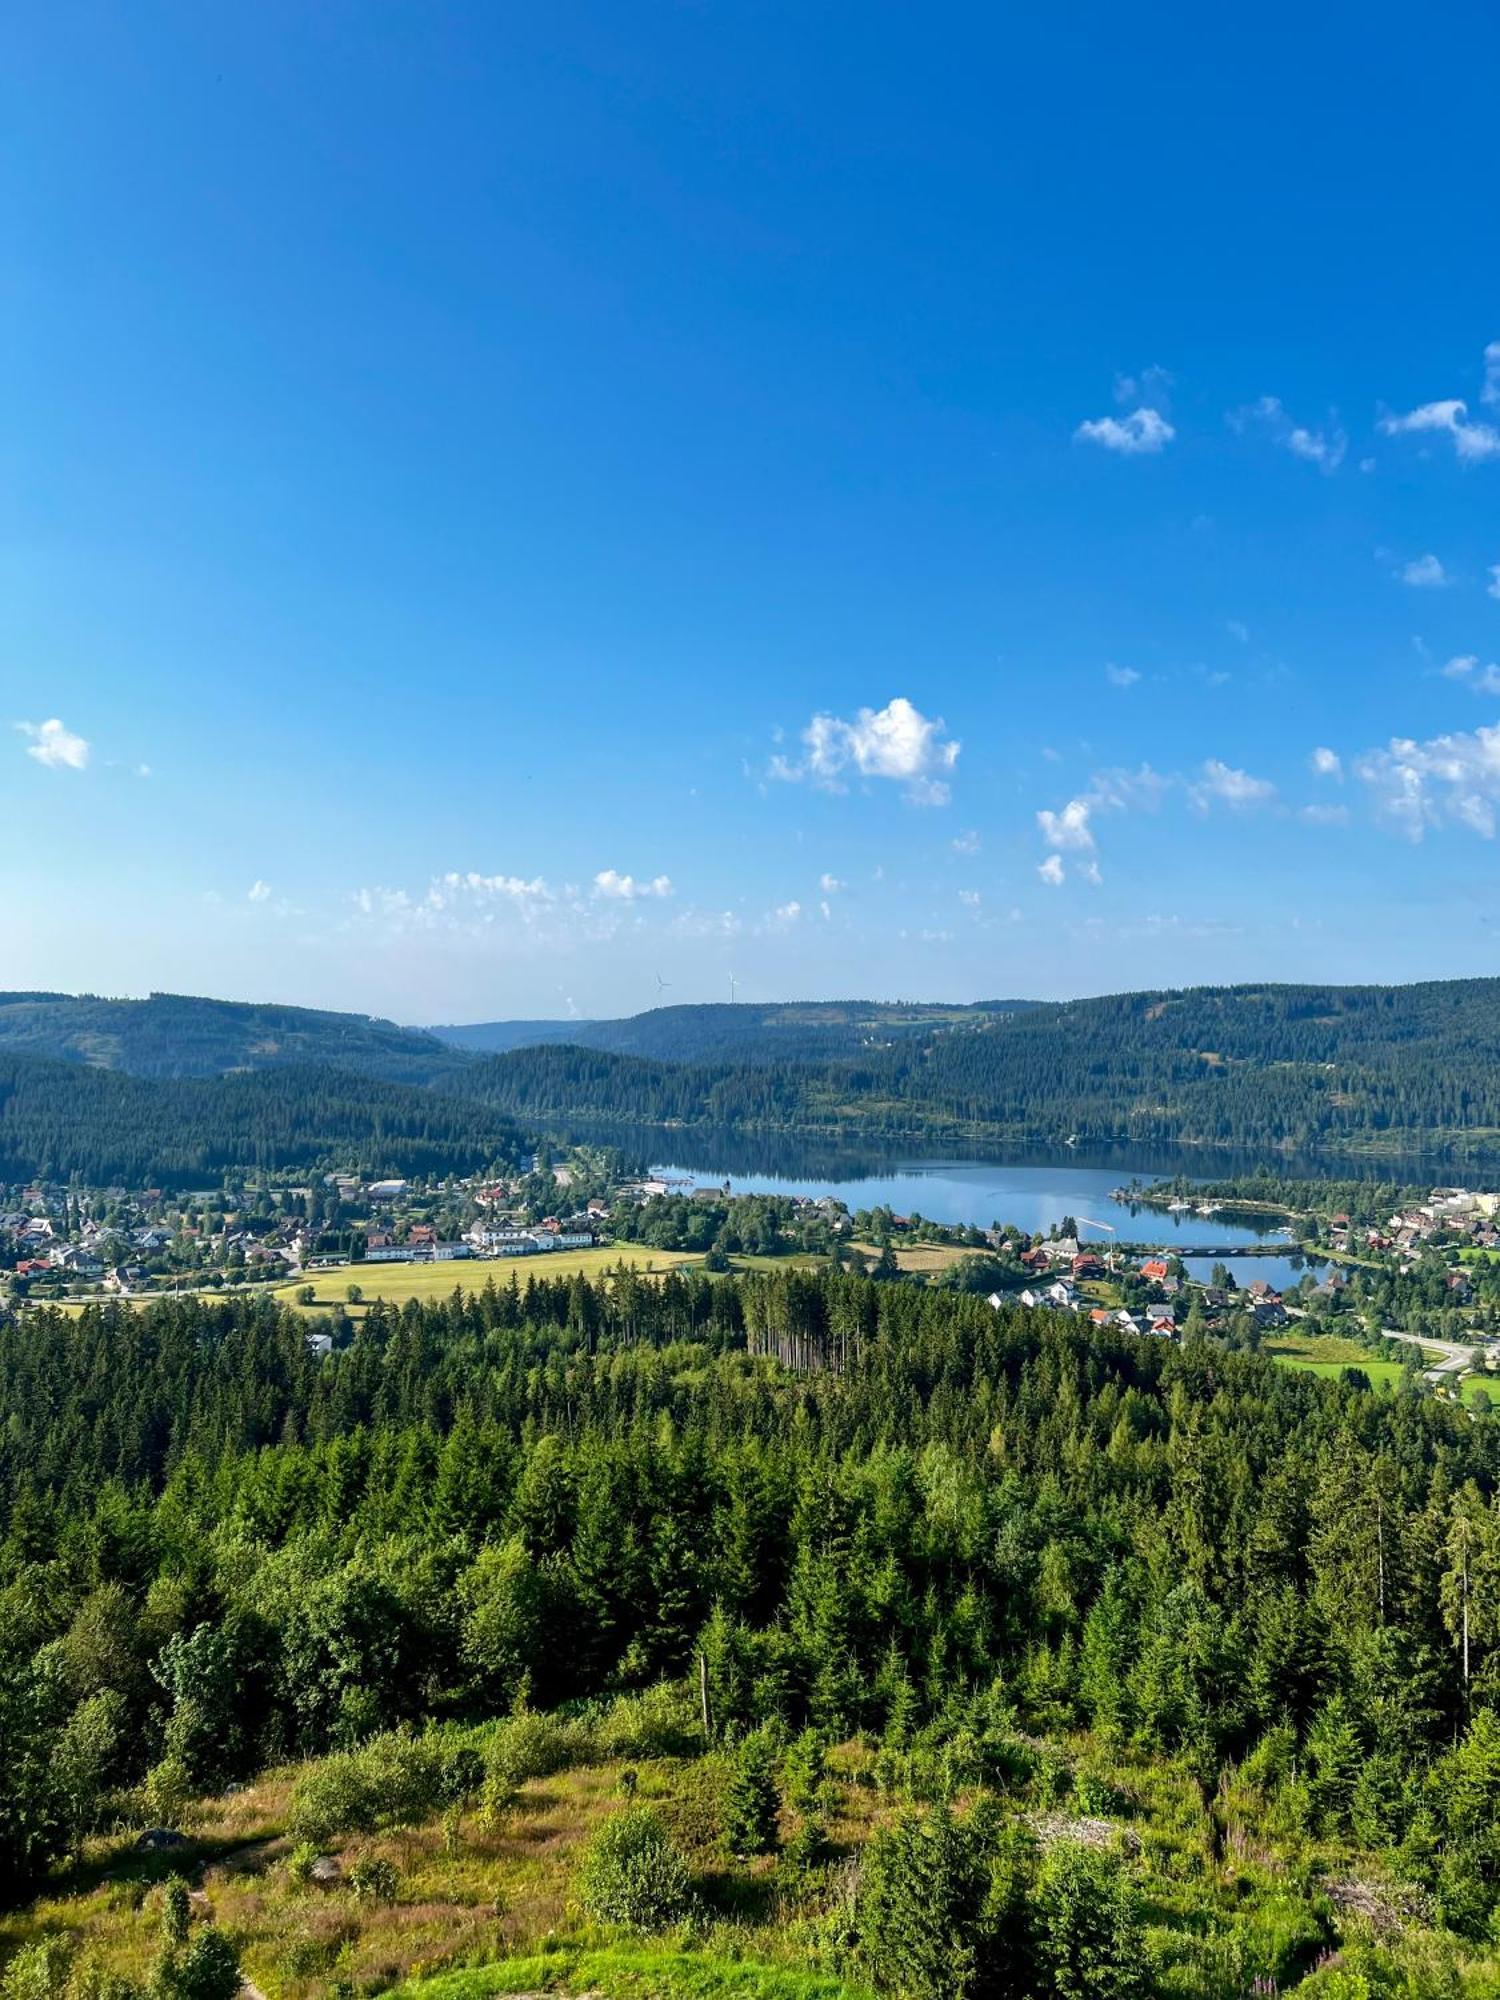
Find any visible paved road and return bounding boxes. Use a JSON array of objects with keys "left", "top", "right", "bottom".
[{"left": 1285, "top": 1306, "right": 1477, "bottom": 1382}]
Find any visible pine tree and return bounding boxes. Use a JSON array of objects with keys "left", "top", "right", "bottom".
[{"left": 722, "top": 1729, "right": 780, "bottom": 1857}]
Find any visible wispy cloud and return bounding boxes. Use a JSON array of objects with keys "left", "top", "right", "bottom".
[
  {"left": 818, "top": 873, "right": 844, "bottom": 894},
  {"left": 1488, "top": 563, "right": 1500, "bottom": 602},
  {"left": 248, "top": 880, "right": 272, "bottom": 903},
  {"left": 1439, "top": 655, "right": 1500, "bottom": 696},
  {"left": 593, "top": 870, "right": 674, "bottom": 901},
  {"left": 1396, "top": 552, "right": 1451, "bottom": 588},
  {"left": 1379, "top": 345, "right": 1500, "bottom": 462},
  {"left": 1075, "top": 407, "right": 1175, "bottom": 455},
  {"left": 1104, "top": 662, "right": 1140, "bottom": 688},
  {"left": 950, "top": 828, "right": 981, "bottom": 855},
  {"left": 1038, "top": 853, "right": 1066, "bottom": 887},
  {"left": 1233, "top": 395, "right": 1347, "bottom": 472},
  {"left": 1190, "top": 759, "right": 1276, "bottom": 811},
  {"left": 16, "top": 718, "right": 89, "bottom": 771},
  {"left": 1310, "top": 746, "right": 1342, "bottom": 779},
  {"left": 769, "top": 695, "right": 960, "bottom": 805},
  {"left": 1114, "top": 366, "right": 1174, "bottom": 408}
]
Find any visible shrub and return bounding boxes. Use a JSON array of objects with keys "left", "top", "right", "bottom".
[
  {"left": 159, "top": 1878, "right": 191, "bottom": 1949},
  {"left": 856, "top": 1802, "right": 1005, "bottom": 2000},
  {"left": 1033, "top": 1842, "right": 1146, "bottom": 2000},
  {"left": 579, "top": 1806, "right": 693, "bottom": 1931},
  {"left": 151, "top": 1929, "right": 240, "bottom": 2000},
  {"left": 347, "top": 1856, "right": 398, "bottom": 1903},
  {"left": 288, "top": 1731, "right": 447, "bottom": 1843},
  {"left": 594, "top": 1681, "right": 701, "bottom": 1760},
  {"left": 2, "top": 1939, "right": 76, "bottom": 2000}
]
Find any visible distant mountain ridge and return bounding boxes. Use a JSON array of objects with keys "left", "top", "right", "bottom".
[
  {"left": 0, "top": 991, "right": 467, "bottom": 1084},
  {"left": 426, "top": 998, "right": 1041, "bottom": 1064}
]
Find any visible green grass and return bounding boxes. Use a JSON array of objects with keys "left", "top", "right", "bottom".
[
  {"left": 1265, "top": 1331, "right": 1409, "bottom": 1390},
  {"left": 264, "top": 1247, "right": 704, "bottom": 1314},
  {"left": 389, "top": 1947, "right": 872, "bottom": 2000}
]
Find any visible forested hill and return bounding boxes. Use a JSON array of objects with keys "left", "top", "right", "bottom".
[
  {"left": 427, "top": 997, "right": 1039, "bottom": 1062},
  {"left": 457, "top": 979, "right": 1500, "bottom": 1157},
  {"left": 0, "top": 1054, "right": 524, "bottom": 1186},
  {"left": 0, "top": 991, "right": 467, "bottom": 1084}
]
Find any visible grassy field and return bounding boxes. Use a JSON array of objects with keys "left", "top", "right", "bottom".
[
  {"left": 849, "top": 1239, "right": 982, "bottom": 1276},
  {"left": 269, "top": 1247, "right": 705, "bottom": 1315},
  {"left": 390, "top": 1948, "right": 871, "bottom": 2000},
  {"left": 0, "top": 1740, "right": 881, "bottom": 2000},
  {"left": 1265, "top": 1330, "right": 1409, "bottom": 1390}
]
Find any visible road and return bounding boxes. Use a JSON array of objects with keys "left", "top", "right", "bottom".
[{"left": 1285, "top": 1306, "right": 1478, "bottom": 1383}]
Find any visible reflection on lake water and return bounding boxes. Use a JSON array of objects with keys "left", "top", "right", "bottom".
[
  {"left": 550, "top": 1119, "right": 1430, "bottom": 1245},
  {"left": 1181, "top": 1254, "right": 1328, "bottom": 1293}
]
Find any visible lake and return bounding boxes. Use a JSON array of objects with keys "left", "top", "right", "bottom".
[
  {"left": 644, "top": 1143, "right": 1298, "bottom": 1247},
  {"left": 1181, "top": 1253, "right": 1328, "bottom": 1292}
]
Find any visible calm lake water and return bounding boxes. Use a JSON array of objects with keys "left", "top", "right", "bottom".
[
  {"left": 1181, "top": 1253, "right": 1328, "bottom": 1292},
  {"left": 645, "top": 1145, "right": 1296, "bottom": 1247}
]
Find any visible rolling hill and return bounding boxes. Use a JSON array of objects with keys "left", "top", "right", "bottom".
[
  {"left": 426, "top": 997, "right": 1040, "bottom": 1063},
  {"left": 0, "top": 991, "right": 469, "bottom": 1084}
]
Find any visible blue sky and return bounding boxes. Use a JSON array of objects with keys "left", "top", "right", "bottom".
[{"left": 6, "top": 1, "right": 1500, "bottom": 1021}]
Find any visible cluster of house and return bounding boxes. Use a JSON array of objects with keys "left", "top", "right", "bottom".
[
  {"left": 351, "top": 1218, "right": 598, "bottom": 1266},
  {"left": 997, "top": 1242, "right": 1297, "bottom": 1338},
  {"left": 1325, "top": 1188, "right": 1500, "bottom": 1263},
  {"left": 2, "top": 1206, "right": 168, "bottom": 1293}
]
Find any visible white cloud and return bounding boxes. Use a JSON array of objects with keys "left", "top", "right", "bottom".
[
  {"left": 1227, "top": 620, "right": 1250, "bottom": 644},
  {"left": 771, "top": 695, "right": 960, "bottom": 804},
  {"left": 1114, "top": 365, "right": 1174, "bottom": 408},
  {"left": 1104, "top": 662, "right": 1140, "bottom": 688},
  {"left": 957, "top": 888, "right": 982, "bottom": 908},
  {"left": 1384, "top": 342, "right": 1500, "bottom": 458},
  {"left": 950, "top": 828, "right": 981, "bottom": 855},
  {"left": 1397, "top": 552, "right": 1450, "bottom": 588},
  {"left": 1439, "top": 655, "right": 1500, "bottom": 696},
  {"left": 1355, "top": 719, "right": 1500, "bottom": 839},
  {"left": 16, "top": 718, "right": 89, "bottom": 771},
  {"left": 1075, "top": 407, "right": 1175, "bottom": 455},
  {"left": 593, "top": 870, "right": 674, "bottom": 901},
  {"left": 248, "top": 880, "right": 272, "bottom": 903},
  {"left": 768, "top": 900, "right": 802, "bottom": 927},
  {"left": 1190, "top": 759, "right": 1276, "bottom": 810},
  {"left": 1488, "top": 563, "right": 1500, "bottom": 602},
  {"left": 1310, "top": 746, "right": 1342, "bottom": 779},
  {"left": 1037, "top": 854, "right": 1066, "bottom": 886},
  {"left": 818, "top": 872, "right": 844, "bottom": 894},
  {"left": 1300, "top": 803, "right": 1349, "bottom": 826},
  {"left": 1036, "top": 797, "right": 1096, "bottom": 852},
  {"left": 1235, "top": 395, "right": 1346, "bottom": 472},
  {"left": 1380, "top": 345, "right": 1500, "bottom": 463}
]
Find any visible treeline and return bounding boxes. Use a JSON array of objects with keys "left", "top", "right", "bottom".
[
  {"left": 0, "top": 1054, "right": 524, "bottom": 1186},
  {"left": 0, "top": 991, "right": 467, "bottom": 1084},
  {"left": 6, "top": 1269, "right": 1500, "bottom": 1932},
  {"left": 458, "top": 979, "right": 1500, "bottom": 1155}
]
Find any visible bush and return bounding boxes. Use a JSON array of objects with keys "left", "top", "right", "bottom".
[
  {"left": 1033, "top": 1842, "right": 1146, "bottom": 2000},
  {"left": 856, "top": 1802, "right": 1004, "bottom": 2000},
  {"left": 482, "top": 1706, "right": 593, "bottom": 1816},
  {"left": 594, "top": 1681, "right": 701, "bottom": 1760},
  {"left": 151, "top": 1930, "right": 240, "bottom": 2000},
  {"left": 579, "top": 1806, "right": 694, "bottom": 1931},
  {"left": 288, "top": 1731, "right": 447, "bottom": 1843},
  {"left": 347, "top": 1856, "right": 398, "bottom": 1903}
]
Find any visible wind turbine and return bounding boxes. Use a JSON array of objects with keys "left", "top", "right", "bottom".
[
  {"left": 728, "top": 974, "right": 738, "bottom": 1004},
  {"left": 655, "top": 973, "right": 671, "bottom": 1001}
]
